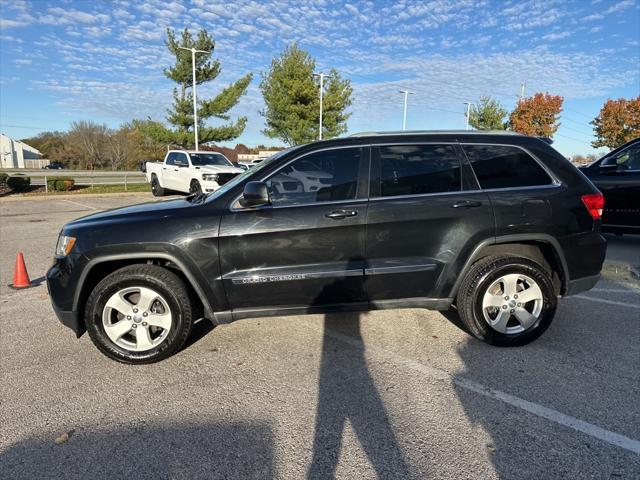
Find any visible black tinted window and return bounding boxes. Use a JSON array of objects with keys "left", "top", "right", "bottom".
[
  {"left": 377, "top": 144, "right": 461, "bottom": 197},
  {"left": 266, "top": 148, "right": 363, "bottom": 206},
  {"left": 165, "top": 153, "right": 176, "bottom": 166},
  {"left": 463, "top": 145, "right": 552, "bottom": 189}
]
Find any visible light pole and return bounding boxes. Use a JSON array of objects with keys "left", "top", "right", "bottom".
[
  {"left": 178, "top": 46, "right": 209, "bottom": 150},
  {"left": 313, "top": 72, "right": 328, "bottom": 140},
  {"left": 464, "top": 101, "right": 475, "bottom": 130},
  {"left": 399, "top": 90, "right": 414, "bottom": 131}
]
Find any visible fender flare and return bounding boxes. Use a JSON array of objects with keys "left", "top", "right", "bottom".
[
  {"left": 73, "top": 252, "right": 217, "bottom": 320},
  {"left": 449, "top": 233, "right": 570, "bottom": 299}
]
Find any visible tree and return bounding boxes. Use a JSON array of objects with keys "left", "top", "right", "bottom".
[
  {"left": 67, "top": 120, "right": 109, "bottom": 170},
  {"left": 591, "top": 97, "right": 640, "bottom": 149},
  {"left": 156, "top": 28, "right": 253, "bottom": 147},
  {"left": 260, "top": 43, "right": 353, "bottom": 145},
  {"left": 509, "top": 93, "right": 564, "bottom": 137},
  {"left": 469, "top": 96, "right": 508, "bottom": 130}
]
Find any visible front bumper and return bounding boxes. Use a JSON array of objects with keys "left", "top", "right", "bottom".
[{"left": 46, "top": 257, "right": 85, "bottom": 337}]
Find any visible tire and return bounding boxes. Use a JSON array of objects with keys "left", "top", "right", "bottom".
[
  {"left": 189, "top": 179, "right": 202, "bottom": 195},
  {"left": 151, "top": 174, "right": 165, "bottom": 197},
  {"left": 455, "top": 255, "right": 557, "bottom": 347},
  {"left": 85, "top": 264, "right": 194, "bottom": 364}
]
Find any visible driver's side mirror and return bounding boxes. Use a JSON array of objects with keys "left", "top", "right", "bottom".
[{"left": 240, "top": 181, "right": 270, "bottom": 208}]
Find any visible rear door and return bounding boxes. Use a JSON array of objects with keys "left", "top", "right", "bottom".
[
  {"left": 364, "top": 143, "right": 494, "bottom": 304},
  {"left": 218, "top": 146, "right": 370, "bottom": 313}
]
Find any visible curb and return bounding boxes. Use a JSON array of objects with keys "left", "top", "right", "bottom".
[{"left": 0, "top": 191, "right": 164, "bottom": 202}]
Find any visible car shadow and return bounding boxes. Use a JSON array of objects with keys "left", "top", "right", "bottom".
[{"left": 0, "top": 421, "right": 274, "bottom": 480}]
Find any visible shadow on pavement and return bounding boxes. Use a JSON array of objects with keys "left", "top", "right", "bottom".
[
  {"left": 307, "top": 266, "right": 411, "bottom": 479},
  {"left": 0, "top": 421, "right": 273, "bottom": 480}
]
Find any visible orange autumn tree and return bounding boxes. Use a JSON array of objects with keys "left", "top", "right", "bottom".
[
  {"left": 591, "top": 97, "right": 640, "bottom": 149},
  {"left": 509, "top": 93, "right": 564, "bottom": 137}
]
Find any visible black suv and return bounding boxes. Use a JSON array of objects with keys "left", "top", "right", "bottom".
[
  {"left": 47, "top": 131, "right": 607, "bottom": 363},
  {"left": 579, "top": 137, "right": 640, "bottom": 235}
]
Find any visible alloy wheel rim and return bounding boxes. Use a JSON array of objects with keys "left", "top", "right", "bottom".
[
  {"left": 102, "top": 286, "right": 172, "bottom": 352},
  {"left": 481, "top": 273, "right": 543, "bottom": 334}
]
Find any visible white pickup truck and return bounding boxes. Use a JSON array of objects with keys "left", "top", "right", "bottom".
[{"left": 146, "top": 150, "right": 243, "bottom": 196}]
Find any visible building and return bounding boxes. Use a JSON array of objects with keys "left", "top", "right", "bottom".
[
  {"left": 237, "top": 150, "right": 280, "bottom": 162},
  {"left": 0, "top": 133, "right": 46, "bottom": 168}
]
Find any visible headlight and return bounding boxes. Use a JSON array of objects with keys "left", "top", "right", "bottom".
[
  {"left": 202, "top": 173, "right": 219, "bottom": 182},
  {"left": 55, "top": 235, "right": 76, "bottom": 257}
]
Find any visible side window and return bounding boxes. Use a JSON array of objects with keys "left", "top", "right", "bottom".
[
  {"left": 165, "top": 153, "right": 176, "bottom": 166},
  {"left": 265, "top": 148, "right": 363, "bottom": 207},
  {"left": 463, "top": 145, "right": 552, "bottom": 189},
  {"left": 376, "top": 144, "right": 461, "bottom": 197},
  {"left": 175, "top": 153, "right": 189, "bottom": 166},
  {"left": 603, "top": 143, "right": 640, "bottom": 170}
]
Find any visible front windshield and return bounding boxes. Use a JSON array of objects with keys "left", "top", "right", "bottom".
[
  {"left": 205, "top": 146, "right": 297, "bottom": 202},
  {"left": 190, "top": 153, "right": 233, "bottom": 167}
]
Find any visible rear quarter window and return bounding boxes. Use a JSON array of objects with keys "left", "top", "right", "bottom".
[{"left": 462, "top": 145, "right": 553, "bottom": 189}]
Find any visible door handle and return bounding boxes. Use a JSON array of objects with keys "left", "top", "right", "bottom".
[
  {"left": 162, "top": 167, "right": 168, "bottom": 170},
  {"left": 325, "top": 209, "right": 358, "bottom": 219},
  {"left": 452, "top": 200, "right": 482, "bottom": 208}
]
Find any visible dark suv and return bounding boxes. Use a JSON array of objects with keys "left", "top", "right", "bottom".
[
  {"left": 579, "top": 137, "right": 640, "bottom": 235},
  {"left": 47, "top": 131, "right": 607, "bottom": 364}
]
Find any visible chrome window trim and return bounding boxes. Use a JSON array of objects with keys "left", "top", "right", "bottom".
[
  {"left": 230, "top": 144, "right": 369, "bottom": 212},
  {"left": 230, "top": 140, "right": 566, "bottom": 209}
]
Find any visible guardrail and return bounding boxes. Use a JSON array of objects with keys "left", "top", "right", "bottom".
[{"left": 1, "top": 169, "right": 148, "bottom": 193}]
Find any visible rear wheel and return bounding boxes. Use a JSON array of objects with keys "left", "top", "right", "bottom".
[
  {"left": 455, "top": 255, "right": 557, "bottom": 346},
  {"left": 85, "top": 264, "right": 194, "bottom": 364},
  {"left": 151, "top": 174, "right": 165, "bottom": 197}
]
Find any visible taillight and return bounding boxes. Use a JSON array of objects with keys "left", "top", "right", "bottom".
[{"left": 581, "top": 193, "right": 605, "bottom": 219}]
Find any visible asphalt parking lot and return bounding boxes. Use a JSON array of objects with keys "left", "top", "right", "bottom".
[{"left": 1, "top": 193, "right": 639, "bottom": 479}]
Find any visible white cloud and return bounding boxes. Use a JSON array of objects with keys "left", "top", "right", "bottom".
[
  {"left": 542, "top": 31, "right": 571, "bottom": 41},
  {"left": 14, "top": 58, "right": 31, "bottom": 65},
  {"left": 0, "top": 18, "right": 27, "bottom": 28},
  {"left": 605, "top": 0, "right": 636, "bottom": 14}
]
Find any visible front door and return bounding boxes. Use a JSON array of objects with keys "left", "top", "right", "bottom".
[
  {"left": 218, "top": 146, "right": 370, "bottom": 313},
  {"left": 365, "top": 143, "right": 494, "bottom": 303},
  {"left": 592, "top": 142, "right": 640, "bottom": 230}
]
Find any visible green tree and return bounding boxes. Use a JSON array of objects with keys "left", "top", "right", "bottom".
[
  {"left": 260, "top": 43, "right": 352, "bottom": 145},
  {"left": 155, "top": 28, "right": 252, "bottom": 147},
  {"left": 468, "top": 96, "right": 508, "bottom": 130}
]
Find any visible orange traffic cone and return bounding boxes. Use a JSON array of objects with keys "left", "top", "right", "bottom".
[{"left": 9, "top": 252, "right": 33, "bottom": 289}]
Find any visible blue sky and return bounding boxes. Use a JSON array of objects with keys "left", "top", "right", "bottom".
[{"left": 1, "top": 0, "right": 639, "bottom": 156}]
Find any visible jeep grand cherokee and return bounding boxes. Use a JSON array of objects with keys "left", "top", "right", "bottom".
[{"left": 47, "top": 131, "right": 607, "bottom": 364}]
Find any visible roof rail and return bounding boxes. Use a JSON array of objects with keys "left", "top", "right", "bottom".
[{"left": 349, "top": 129, "right": 522, "bottom": 137}]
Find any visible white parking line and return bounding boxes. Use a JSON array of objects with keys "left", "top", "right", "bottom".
[
  {"left": 590, "top": 288, "right": 640, "bottom": 294},
  {"left": 572, "top": 295, "right": 640, "bottom": 309},
  {"left": 324, "top": 328, "right": 640, "bottom": 455},
  {"left": 59, "top": 199, "right": 98, "bottom": 211}
]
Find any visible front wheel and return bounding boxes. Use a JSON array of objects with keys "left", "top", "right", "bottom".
[
  {"left": 455, "top": 256, "right": 557, "bottom": 346},
  {"left": 189, "top": 179, "right": 202, "bottom": 195},
  {"left": 85, "top": 264, "right": 194, "bottom": 364}
]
